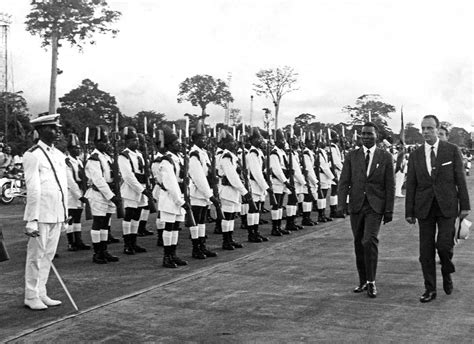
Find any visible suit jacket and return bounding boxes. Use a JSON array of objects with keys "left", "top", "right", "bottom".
[
  {"left": 338, "top": 146, "right": 395, "bottom": 215},
  {"left": 405, "top": 141, "right": 470, "bottom": 219}
]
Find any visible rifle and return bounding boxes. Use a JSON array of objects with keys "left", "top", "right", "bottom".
[
  {"left": 326, "top": 144, "right": 339, "bottom": 184},
  {"left": 138, "top": 133, "right": 157, "bottom": 214},
  {"left": 111, "top": 119, "right": 125, "bottom": 219},
  {"left": 264, "top": 139, "right": 278, "bottom": 207},
  {"left": 286, "top": 134, "right": 298, "bottom": 205},
  {"left": 299, "top": 145, "right": 315, "bottom": 202},
  {"left": 80, "top": 130, "right": 93, "bottom": 220},
  {"left": 208, "top": 136, "right": 224, "bottom": 220},
  {"left": 182, "top": 135, "right": 197, "bottom": 228},
  {"left": 239, "top": 135, "right": 258, "bottom": 213}
]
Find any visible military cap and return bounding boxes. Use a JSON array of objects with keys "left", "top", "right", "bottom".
[
  {"left": 93, "top": 126, "right": 109, "bottom": 143},
  {"left": 275, "top": 128, "right": 285, "bottom": 142},
  {"left": 122, "top": 126, "right": 138, "bottom": 141},
  {"left": 305, "top": 131, "right": 316, "bottom": 145},
  {"left": 191, "top": 120, "right": 205, "bottom": 141},
  {"left": 249, "top": 127, "right": 263, "bottom": 141},
  {"left": 218, "top": 129, "right": 234, "bottom": 144},
  {"left": 67, "top": 133, "right": 81, "bottom": 148},
  {"left": 30, "top": 113, "right": 62, "bottom": 128},
  {"left": 162, "top": 125, "right": 179, "bottom": 147}
]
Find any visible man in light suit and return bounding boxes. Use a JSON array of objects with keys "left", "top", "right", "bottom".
[
  {"left": 338, "top": 122, "right": 395, "bottom": 298},
  {"left": 23, "top": 114, "right": 67, "bottom": 310},
  {"left": 405, "top": 115, "right": 470, "bottom": 303}
]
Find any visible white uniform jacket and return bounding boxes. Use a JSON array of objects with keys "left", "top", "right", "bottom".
[
  {"left": 247, "top": 146, "right": 269, "bottom": 197},
  {"left": 151, "top": 152, "right": 163, "bottom": 204},
  {"left": 84, "top": 149, "right": 115, "bottom": 204},
  {"left": 318, "top": 148, "right": 335, "bottom": 189},
  {"left": 302, "top": 148, "right": 319, "bottom": 196},
  {"left": 218, "top": 149, "right": 247, "bottom": 203},
  {"left": 269, "top": 146, "right": 289, "bottom": 194},
  {"left": 65, "top": 155, "right": 84, "bottom": 209},
  {"left": 330, "top": 143, "right": 343, "bottom": 179},
  {"left": 23, "top": 140, "right": 68, "bottom": 223},
  {"left": 189, "top": 145, "right": 213, "bottom": 206},
  {"left": 157, "top": 152, "right": 185, "bottom": 215},
  {"left": 118, "top": 148, "right": 146, "bottom": 204}
]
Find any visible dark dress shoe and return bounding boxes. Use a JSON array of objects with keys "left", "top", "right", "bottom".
[
  {"left": 367, "top": 282, "right": 377, "bottom": 298},
  {"left": 420, "top": 290, "right": 437, "bottom": 303},
  {"left": 443, "top": 274, "right": 453, "bottom": 295},
  {"left": 353, "top": 283, "right": 368, "bottom": 293}
]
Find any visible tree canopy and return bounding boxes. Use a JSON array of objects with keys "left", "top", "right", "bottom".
[
  {"left": 253, "top": 66, "right": 298, "bottom": 129},
  {"left": 58, "top": 78, "right": 122, "bottom": 137},
  {"left": 25, "top": 0, "right": 121, "bottom": 50},
  {"left": 177, "top": 75, "right": 233, "bottom": 117}
]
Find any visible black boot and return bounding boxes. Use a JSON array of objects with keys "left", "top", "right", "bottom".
[
  {"left": 278, "top": 219, "right": 290, "bottom": 235},
  {"left": 107, "top": 228, "right": 120, "bottom": 243},
  {"left": 248, "top": 226, "right": 263, "bottom": 243},
  {"left": 285, "top": 216, "right": 298, "bottom": 232},
  {"left": 229, "top": 231, "right": 243, "bottom": 248},
  {"left": 271, "top": 220, "right": 282, "bottom": 236},
  {"left": 92, "top": 243, "right": 107, "bottom": 264},
  {"left": 123, "top": 234, "right": 135, "bottom": 255},
  {"left": 255, "top": 226, "right": 268, "bottom": 242},
  {"left": 163, "top": 246, "right": 178, "bottom": 268},
  {"left": 102, "top": 242, "right": 119, "bottom": 262},
  {"left": 301, "top": 213, "right": 317, "bottom": 226},
  {"left": 74, "top": 231, "right": 91, "bottom": 250},
  {"left": 214, "top": 219, "right": 223, "bottom": 234},
  {"left": 67, "top": 233, "right": 77, "bottom": 251},
  {"left": 131, "top": 234, "right": 147, "bottom": 253},
  {"left": 199, "top": 237, "right": 217, "bottom": 257},
  {"left": 156, "top": 229, "right": 164, "bottom": 247},
  {"left": 318, "top": 209, "right": 327, "bottom": 223},
  {"left": 222, "top": 232, "right": 235, "bottom": 250},
  {"left": 171, "top": 245, "right": 188, "bottom": 266},
  {"left": 192, "top": 239, "right": 206, "bottom": 259},
  {"left": 330, "top": 205, "right": 345, "bottom": 218},
  {"left": 138, "top": 221, "right": 154, "bottom": 236},
  {"left": 240, "top": 214, "right": 248, "bottom": 229}
]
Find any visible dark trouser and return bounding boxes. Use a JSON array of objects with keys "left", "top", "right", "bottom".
[
  {"left": 350, "top": 198, "right": 382, "bottom": 284},
  {"left": 418, "top": 198, "right": 456, "bottom": 292},
  {"left": 191, "top": 205, "right": 208, "bottom": 225}
]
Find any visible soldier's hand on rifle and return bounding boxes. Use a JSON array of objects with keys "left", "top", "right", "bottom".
[
  {"left": 79, "top": 196, "right": 88, "bottom": 204},
  {"left": 243, "top": 192, "right": 253, "bottom": 204},
  {"left": 181, "top": 202, "right": 192, "bottom": 213},
  {"left": 284, "top": 181, "right": 295, "bottom": 192},
  {"left": 266, "top": 187, "right": 274, "bottom": 195},
  {"left": 209, "top": 195, "right": 220, "bottom": 207},
  {"left": 110, "top": 195, "right": 121, "bottom": 206},
  {"left": 142, "top": 189, "right": 153, "bottom": 199}
]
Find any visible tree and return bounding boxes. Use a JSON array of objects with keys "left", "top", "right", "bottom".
[
  {"left": 177, "top": 75, "right": 233, "bottom": 118},
  {"left": 404, "top": 122, "right": 423, "bottom": 144},
  {"left": 58, "top": 79, "right": 122, "bottom": 137},
  {"left": 294, "top": 113, "right": 316, "bottom": 131},
  {"left": 342, "top": 94, "right": 395, "bottom": 138},
  {"left": 229, "top": 108, "right": 241, "bottom": 126},
  {"left": 262, "top": 108, "right": 274, "bottom": 133},
  {"left": 25, "top": 0, "right": 121, "bottom": 114},
  {"left": 0, "top": 92, "right": 33, "bottom": 154},
  {"left": 253, "top": 66, "right": 298, "bottom": 129}
]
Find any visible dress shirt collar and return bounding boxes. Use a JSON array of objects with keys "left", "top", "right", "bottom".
[
  {"left": 424, "top": 138, "right": 439, "bottom": 155},
  {"left": 362, "top": 145, "right": 376, "bottom": 156},
  {"left": 38, "top": 140, "right": 54, "bottom": 152}
]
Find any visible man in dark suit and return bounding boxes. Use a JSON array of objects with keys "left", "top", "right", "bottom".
[
  {"left": 405, "top": 115, "right": 470, "bottom": 303},
  {"left": 338, "top": 122, "right": 395, "bottom": 298}
]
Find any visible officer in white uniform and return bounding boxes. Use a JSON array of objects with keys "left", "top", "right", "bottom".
[
  {"left": 301, "top": 133, "right": 319, "bottom": 226},
  {"left": 157, "top": 126, "right": 188, "bottom": 268},
  {"left": 84, "top": 126, "right": 120, "bottom": 264},
  {"left": 188, "top": 123, "right": 219, "bottom": 259},
  {"left": 23, "top": 114, "right": 67, "bottom": 310},
  {"left": 65, "top": 133, "right": 90, "bottom": 251},
  {"left": 247, "top": 128, "right": 272, "bottom": 242},
  {"left": 269, "top": 129, "right": 293, "bottom": 236},
  {"left": 118, "top": 127, "right": 149, "bottom": 255},
  {"left": 217, "top": 129, "right": 249, "bottom": 250}
]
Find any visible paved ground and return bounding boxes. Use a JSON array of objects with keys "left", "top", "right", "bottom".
[{"left": 1, "top": 175, "right": 473, "bottom": 343}]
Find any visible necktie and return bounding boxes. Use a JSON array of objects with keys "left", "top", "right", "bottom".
[
  {"left": 365, "top": 150, "right": 370, "bottom": 170},
  {"left": 430, "top": 146, "right": 436, "bottom": 175}
]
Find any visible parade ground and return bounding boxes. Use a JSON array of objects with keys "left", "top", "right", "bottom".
[{"left": 1, "top": 175, "right": 473, "bottom": 343}]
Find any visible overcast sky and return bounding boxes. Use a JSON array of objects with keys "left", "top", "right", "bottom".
[{"left": 3, "top": 0, "right": 474, "bottom": 131}]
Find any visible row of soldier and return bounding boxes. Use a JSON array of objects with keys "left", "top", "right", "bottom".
[{"left": 64, "top": 121, "right": 348, "bottom": 268}]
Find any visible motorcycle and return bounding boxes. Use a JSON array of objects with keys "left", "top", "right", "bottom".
[{"left": 0, "top": 170, "right": 27, "bottom": 204}]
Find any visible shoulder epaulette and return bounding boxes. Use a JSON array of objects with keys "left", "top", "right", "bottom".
[
  {"left": 190, "top": 150, "right": 201, "bottom": 161},
  {"left": 88, "top": 153, "right": 100, "bottom": 161},
  {"left": 303, "top": 150, "right": 311, "bottom": 156},
  {"left": 27, "top": 145, "right": 39, "bottom": 153},
  {"left": 120, "top": 150, "right": 131, "bottom": 159},
  {"left": 249, "top": 148, "right": 259, "bottom": 155},
  {"left": 270, "top": 148, "right": 278, "bottom": 155},
  {"left": 65, "top": 157, "right": 72, "bottom": 168}
]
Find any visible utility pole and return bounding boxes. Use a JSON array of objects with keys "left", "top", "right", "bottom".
[
  {"left": 0, "top": 13, "right": 11, "bottom": 141},
  {"left": 249, "top": 95, "right": 254, "bottom": 127},
  {"left": 224, "top": 72, "right": 232, "bottom": 126}
]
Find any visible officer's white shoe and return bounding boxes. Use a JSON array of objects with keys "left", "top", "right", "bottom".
[
  {"left": 40, "top": 296, "right": 62, "bottom": 307},
  {"left": 24, "top": 298, "right": 48, "bottom": 310}
]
